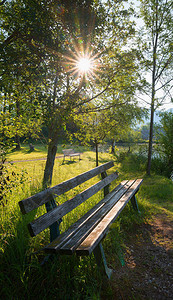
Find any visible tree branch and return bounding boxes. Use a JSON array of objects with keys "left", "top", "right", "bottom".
[
  {"left": 155, "top": 55, "right": 172, "bottom": 81},
  {"left": 0, "top": 0, "right": 6, "bottom": 5},
  {"left": 155, "top": 78, "right": 173, "bottom": 92}
]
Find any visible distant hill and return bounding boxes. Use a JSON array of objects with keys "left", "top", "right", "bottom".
[{"left": 139, "top": 108, "right": 173, "bottom": 126}]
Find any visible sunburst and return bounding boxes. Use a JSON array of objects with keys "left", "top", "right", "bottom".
[
  {"left": 62, "top": 46, "right": 101, "bottom": 82},
  {"left": 77, "top": 57, "right": 91, "bottom": 73}
]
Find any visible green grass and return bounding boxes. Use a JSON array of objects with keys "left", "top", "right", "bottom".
[
  {"left": 6, "top": 143, "right": 90, "bottom": 162},
  {"left": 7, "top": 144, "right": 48, "bottom": 161},
  {"left": 0, "top": 145, "right": 173, "bottom": 299}
]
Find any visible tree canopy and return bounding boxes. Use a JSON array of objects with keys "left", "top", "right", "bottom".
[{"left": 1, "top": 0, "right": 143, "bottom": 186}]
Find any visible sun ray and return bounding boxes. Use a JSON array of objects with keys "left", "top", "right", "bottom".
[
  {"left": 62, "top": 42, "right": 103, "bottom": 84},
  {"left": 77, "top": 57, "right": 91, "bottom": 72}
]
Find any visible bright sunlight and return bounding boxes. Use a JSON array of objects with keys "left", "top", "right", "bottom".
[
  {"left": 77, "top": 57, "right": 91, "bottom": 73},
  {"left": 63, "top": 48, "right": 100, "bottom": 81}
]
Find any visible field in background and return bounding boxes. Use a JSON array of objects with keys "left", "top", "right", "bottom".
[{"left": 6, "top": 143, "right": 91, "bottom": 162}]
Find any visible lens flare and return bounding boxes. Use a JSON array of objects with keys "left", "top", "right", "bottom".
[
  {"left": 62, "top": 46, "right": 101, "bottom": 82},
  {"left": 77, "top": 57, "right": 91, "bottom": 73}
]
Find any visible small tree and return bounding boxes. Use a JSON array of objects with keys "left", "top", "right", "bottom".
[
  {"left": 120, "top": 129, "right": 141, "bottom": 153},
  {"left": 137, "top": 0, "right": 173, "bottom": 175},
  {"left": 74, "top": 102, "right": 143, "bottom": 166}
]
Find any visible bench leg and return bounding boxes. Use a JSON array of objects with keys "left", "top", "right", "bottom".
[
  {"left": 130, "top": 195, "right": 140, "bottom": 213},
  {"left": 40, "top": 198, "right": 62, "bottom": 266},
  {"left": 93, "top": 243, "right": 113, "bottom": 279}
]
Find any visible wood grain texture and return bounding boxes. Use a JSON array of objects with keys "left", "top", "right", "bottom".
[
  {"left": 59, "top": 180, "right": 136, "bottom": 254},
  {"left": 44, "top": 181, "right": 128, "bottom": 253},
  {"left": 28, "top": 171, "right": 118, "bottom": 237},
  {"left": 76, "top": 179, "right": 143, "bottom": 256},
  {"left": 19, "top": 161, "right": 114, "bottom": 214}
]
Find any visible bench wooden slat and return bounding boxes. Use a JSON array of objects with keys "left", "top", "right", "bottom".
[
  {"left": 19, "top": 161, "right": 114, "bottom": 214},
  {"left": 28, "top": 171, "right": 118, "bottom": 237},
  {"left": 44, "top": 181, "right": 129, "bottom": 253},
  {"left": 58, "top": 180, "right": 136, "bottom": 254},
  {"left": 76, "top": 179, "right": 143, "bottom": 256}
]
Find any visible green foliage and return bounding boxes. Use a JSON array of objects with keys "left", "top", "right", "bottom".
[
  {"left": 1, "top": 0, "right": 140, "bottom": 186},
  {"left": 116, "top": 143, "right": 173, "bottom": 179},
  {"left": 156, "top": 111, "right": 173, "bottom": 177},
  {"left": 73, "top": 102, "right": 144, "bottom": 166},
  {"left": 0, "top": 159, "right": 27, "bottom": 207}
]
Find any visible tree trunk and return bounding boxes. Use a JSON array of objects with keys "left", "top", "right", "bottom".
[
  {"left": 95, "top": 139, "right": 99, "bottom": 167},
  {"left": 146, "top": 0, "right": 158, "bottom": 176},
  {"left": 146, "top": 102, "right": 154, "bottom": 175},
  {"left": 111, "top": 139, "right": 115, "bottom": 154},
  {"left": 15, "top": 98, "right": 21, "bottom": 150},
  {"left": 43, "top": 125, "right": 60, "bottom": 189},
  {"left": 42, "top": 126, "right": 61, "bottom": 241},
  {"left": 146, "top": 50, "right": 157, "bottom": 175},
  {"left": 15, "top": 134, "right": 21, "bottom": 150},
  {"left": 43, "top": 140, "right": 58, "bottom": 189}
]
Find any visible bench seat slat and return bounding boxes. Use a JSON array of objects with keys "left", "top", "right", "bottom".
[
  {"left": 19, "top": 161, "right": 114, "bottom": 214},
  {"left": 28, "top": 171, "right": 118, "bottom": 237},
  {"left": 58, "top": 180, "right": 136, "bottom": 254},
  {"left": 76, "top": 179, "right": 143, "bottom": 256},
  {"left": 44, "top": 181, "right": 129, "bottom": 253}
]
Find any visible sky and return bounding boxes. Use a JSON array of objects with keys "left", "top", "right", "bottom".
[{"left": 129, "top": 0, "right": 173, "bottom": 111}]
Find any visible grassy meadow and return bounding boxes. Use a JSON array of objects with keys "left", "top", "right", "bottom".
[{"left": 0, "top": 144, "right": 173, "bottom": 299}]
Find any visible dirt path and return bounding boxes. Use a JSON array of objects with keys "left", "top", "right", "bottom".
[
  {"left": 6, "top": 155, "right": 64, "bottom": 163},
  {"left": 106, "top": 213, "right": 173, "bottom": 299}
]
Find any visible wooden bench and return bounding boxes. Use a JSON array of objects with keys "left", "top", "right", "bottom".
[
  {"left": 18, "top": 161, "right": 143, "bottom": 278},
  {"left": 62, "top": 149, "right": 80, "bottom": 161}
]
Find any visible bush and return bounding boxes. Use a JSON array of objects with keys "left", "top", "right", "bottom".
[
  {"left": 0, "top": 143, "right": 27, "bottom": 206},
  {"left": 151, "top": 156, "right": 172, "bottom": 178},
  {"left": 117, "top": 149, "right": 172, "bottom": 178}
]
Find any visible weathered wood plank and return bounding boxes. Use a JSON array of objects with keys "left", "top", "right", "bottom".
[
  {"left": 28, "top": 171, "right": 118, "bottom": 237},
  {"left": 58, "top": 180, "right": 136, "bottom": 254},
  {"left": 76, "top": 179, "right": 143, "bottom": 256},
  {"left": 19, "top": 161, "right": 114, "bottom": 214},
  {"left": 44, "top": 181, "right": 128, "bottom": 253}
]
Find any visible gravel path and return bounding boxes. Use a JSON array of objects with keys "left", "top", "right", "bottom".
[{"left": 106, "top": 213, "right": 173, "bottom": 299}]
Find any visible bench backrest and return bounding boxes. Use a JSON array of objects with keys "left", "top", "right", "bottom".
[
  {"left": 62, "top": 149, "right": 74, "bottom": 155},
  {"left": 19, "top": 161, "right": 118, "bottom": 237}
]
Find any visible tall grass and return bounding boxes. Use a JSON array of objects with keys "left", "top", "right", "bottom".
[{"left": 0, "top": 146, "right": 173, "bottom": 299}]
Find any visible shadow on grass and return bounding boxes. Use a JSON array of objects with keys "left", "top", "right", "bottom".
[
  {"left": 99, "top": 157, "right": 115, "bottom": 164},
  {"left": 61, "top": 160, "right": 78, "bottom": 166}
]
